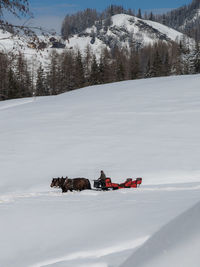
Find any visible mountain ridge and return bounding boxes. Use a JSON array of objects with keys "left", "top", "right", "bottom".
[{"left": 65, "top": 14, "right": 193, "bottom": 54}]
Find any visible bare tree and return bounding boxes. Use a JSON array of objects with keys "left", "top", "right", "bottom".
[
  {"left": 0, "top": 0, "right": 31, "bottom": 33},
  {"left": 0, "top": 0, "right": 53, "bottom": 41}
]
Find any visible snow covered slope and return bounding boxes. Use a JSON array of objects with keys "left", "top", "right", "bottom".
[
  {"left": 0, "top": 30, "right": 64, "bottom": 70},
  {"left": 1, "top": 74, "right": 200, "bottom": 193},
  {"left": 0, "top": 30, "right": 48, "bottom": 64},
  {"left": 1, "top": 75, "right": 200, "bottom": 267}
]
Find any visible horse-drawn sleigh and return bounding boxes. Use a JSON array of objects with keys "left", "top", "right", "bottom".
[{"left": 50, "top": 171, "right": 142, "bottom": 193}]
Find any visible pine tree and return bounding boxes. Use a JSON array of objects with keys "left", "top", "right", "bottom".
[
  {"left": 36, "top": 64, "right": 47, "bottom": 96},
  {"left": 60, "top": 51, "right": 76, "bottom": 91},
  {"left": 98, "top": 57, "right": 105, "bottom": 84},
  {"left": 149, "top": 12, "right": 154, "bottom": 21},
  {"left": 193, "top": 41, "right": 200, "bottom": 73},
  {"left": 162, "top": 52, "right": 171, "bottom": 76},
  {"left": 89, "top": 55, "right": 99, "bottom": 85},
  {"left": 162, "top": 14, "right": 166, "bottom": 25},
  {"left": 116, "top": 60, "right": 125, "bottom": 81},
  {"left": 74, "top": 50, "right": 85, "bottom": 88},
  {"left": 0, "top": 53, "right": 9, "bottom": 100},
  {"left": 7, "top": 68, "right": 20, "bottom": 99},
  {"left": 129, "top": 50, "right": 140, "bottom": 79},
  {"left": 84, "top": 45, "right": 93, "bottom": 85},
  {"left": 137, "top": 8, "right": 142, "bottom": 19},
  {"left": 145, "top": 59, "right": 151, "bottom": 78},
  {"left": 149, "top": 50, "right": 163, "bottom": 77},
  {"left": 98, "top": 48, "right": 112, "bottom": 83},
  {"left": 47, "top": 51, "right": 59, "bottom": 95}
]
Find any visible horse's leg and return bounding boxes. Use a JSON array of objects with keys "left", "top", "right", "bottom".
[{"left": 62, "top": 187, "right": 67, "bottom": 193}]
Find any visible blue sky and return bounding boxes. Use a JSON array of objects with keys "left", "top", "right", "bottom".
[
  {"left": 29, "top": 0, "right": 192, "bottom": 13},
  {"left": 25, "top": 0, "right": 192, "bottom": 33}
]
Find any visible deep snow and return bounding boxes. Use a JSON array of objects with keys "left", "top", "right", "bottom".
[{"left": 1, "top": 75, "right": 200, "bottom": 266}]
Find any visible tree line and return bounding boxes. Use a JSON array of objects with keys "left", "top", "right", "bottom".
[
  {"left": 0, "top": 52, "right": 33, "bottom": 100},
  {"left": 1, "top": 38, "right": 200, "bottom": 101},
  {"left": 35, "top": 41, "right": 200, "bottom": 97}
]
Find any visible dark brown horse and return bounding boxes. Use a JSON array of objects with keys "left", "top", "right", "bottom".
[
  {"left": 51, "top": 177, "right": 91, "bottom": 193},
  {"left": 61, "top": 178, "right": 91, "bottom": 193}
]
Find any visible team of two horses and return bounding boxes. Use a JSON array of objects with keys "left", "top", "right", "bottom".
[
  {"left": 51, "top": 171, "right": 106, "bottom": 193},
  {"left": 51, "top": 177, "right": 91, "bottom": 193}
]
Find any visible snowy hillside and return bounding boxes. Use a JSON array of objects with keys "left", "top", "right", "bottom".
[
  {"left": 0, "top": 30, "right": 64, "bottom": 70},
  {"left": 1, "top": 75, "right": 200, "bottom": 266},
  {"left": 0, "top": 30, "right": 48, "bottom": 63}
]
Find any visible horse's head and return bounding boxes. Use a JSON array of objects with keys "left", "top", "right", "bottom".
[{"left": 50, "top": 178, "right": 58, "bottom": 187}]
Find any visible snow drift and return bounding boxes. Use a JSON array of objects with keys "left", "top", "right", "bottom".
[{"left": 121, "top": 200, "right": 200, "bottom": 267}]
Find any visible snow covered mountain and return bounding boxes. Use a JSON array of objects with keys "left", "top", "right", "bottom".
[
  {"left": 1, "top": 74, "right": 200, "bottom": 267},
  {"left": 65, "top": 14, "right": 191, "bottom": 53}
]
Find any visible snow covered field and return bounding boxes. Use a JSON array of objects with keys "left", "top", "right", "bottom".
[{"left": 1, "top": 74, "right": 200, "bottom": 266}]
